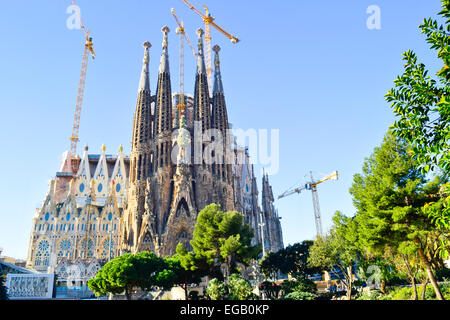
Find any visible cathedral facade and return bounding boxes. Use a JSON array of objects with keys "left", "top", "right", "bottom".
[{"left": 26, "top": 27, "right": 283, "bottom": 272}]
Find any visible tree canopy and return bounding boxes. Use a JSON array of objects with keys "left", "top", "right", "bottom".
[
  {"left": 385, "top": 0, "right": 449, "bottom": 175},
  {"left": 260, "top": 241, "right": 318, "bottom": 280},
  {"left": 88, "top": 251, "right": 175, "bottom": 299},
  {"left": 308, "top": 211, "right": 361, "bottom": 300},
  {"left": 349, "top": 131, "right": 448, "bottom": 300},
  {"left": 178, "top": 203, "right": 260, "bottom": 279}
]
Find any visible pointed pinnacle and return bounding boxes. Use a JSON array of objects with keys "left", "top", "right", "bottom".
[{"left": 162, "top": 26, "right": 170, "bottom": 47}]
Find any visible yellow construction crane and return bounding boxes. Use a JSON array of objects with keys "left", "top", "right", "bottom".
[
  {"left": 181, "top": 0, "right": 239, "bottom": 91},
  {"left": 69, "top": 0, "right": 95, "bottom": 173},
  {"left": 171, "top": 8, "right": 196, "bottom": 117},
  {"left": 278, "top": 171, "right": 338, "bottom": 238}
]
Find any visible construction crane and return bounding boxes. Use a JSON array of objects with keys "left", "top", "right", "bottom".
[
  {"left": 69, "top": 0, "right": 95, "bottom": 173},
  {"left": 181, "top": 0, "right": 239, "bottom": 91},
  {"left": 278, "top": 171, "right": 338, "bottom": 238},
  {"left": 171, "top": 8, "right": 196, "bottom": 117}
]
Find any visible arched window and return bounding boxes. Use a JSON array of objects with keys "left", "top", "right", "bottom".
[
  {"left": 80, "top": 239, "right": 94, "bottom": 258},
  {"left": 35, "top": 240, "right": 50, "bottom": 267},
  {"left": 57, "top": 239, "right": 72, "bottom": 262}
]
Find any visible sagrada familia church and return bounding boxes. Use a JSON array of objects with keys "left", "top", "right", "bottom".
[{"left": 25, "top": 26, "right": 283, "bottom": 274}]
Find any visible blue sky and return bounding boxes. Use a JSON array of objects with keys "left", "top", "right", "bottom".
[{"left": 0, "top": 0, "right": 444, "bottom": 259}]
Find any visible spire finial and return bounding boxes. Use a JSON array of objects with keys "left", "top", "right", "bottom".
[
  {"left": 197, "top": 28, "right": 204, "bottom": 53},
  {"left": 213, "top": 45, "right": 223, "bottom": 93},
  {"left": 143, "top": 41, "right": 151, "bottom": 63},
  {"left": 162, "top": 26, "right": 170, "bottom": 47},
  {"left": 196, "top": 28, "right": 206, "bottom": 74},
  {"left": 159, "top": 26, "right": 170, "bottom": 73},
  {"left": 101, "top": 144, "right": 106, "bottom": 153},
  {"left": 118, "top": 144, "right": 123, "bottom": 153},
  {"left": 139, "top": 41, "right": 151, "bottom": 91}
]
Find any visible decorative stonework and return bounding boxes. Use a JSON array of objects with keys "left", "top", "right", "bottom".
[{"left": 6, "top": 273, "right": 54, "bottom": 299}]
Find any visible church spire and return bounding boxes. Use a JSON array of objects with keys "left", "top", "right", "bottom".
[
  {"left": 211, "top": 45, "right": 231, "bottom": 182},
  {"left": 212, "top": 45, "right": 224, "bottom": 94},
  {"left": 193, "top": 28, "right": 211, "bottom": 132},
  {"left": 159, "top": 26, "right": 170, "bottom": 74},
  {"left": 211, "top": 44, "right": 228, "bottom": 131},
  {"left": 131, "top": 41, "right": 153, "bottom": 151},
  {"left": 154, "top": 26, "right": 173, "bottom": 136},
  {"left": 139, "top": 41, "right": 151, "bottom": 92}
]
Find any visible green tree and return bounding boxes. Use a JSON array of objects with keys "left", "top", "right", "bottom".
[
  {"left": 280, "top": 277, "right": 318, "bottom": 301},
  {"left": 350, "top": 132, "right": 447, "bottom": 300},
  {"left": 205, "top": 278, "right": 227, "bottom": 300},
  {"left": 88, "top": 251, "right": 170, "bottom": 300},
  {"left": 385, "top": 0, "right": 450, "bottom": 255},
  {"left": 178, "top": 204, "right": 260, "bottom": 279},
  {"left": 227, "top": 274, "right": 257, "bottom": 300},
  {"left": 164, "top": 253, "right": 204, "bottom": 300},
  {"left": 385, "top": 0, "right": 449, "bottom": 175},
  {"left": 260, "top": 241, "right": 318, "bottom": 280},
  {"left": 308, "top": 211, "right": 361, "bottom": 300}
]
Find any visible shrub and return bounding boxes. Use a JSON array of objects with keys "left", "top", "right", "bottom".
[
  {"left": 206, "top": 278, "right": 227, "bottom": 300},
  {"left": 259, "top": 281, "right": 282, "bottom": 300},
  {"left": 281, "top": 277, "right": 317, "bottom": 295},
  {"left": 227, "top": 274, "right": 256, "bottom": 300},
  {"left": 282, "top": 291, "right": 317, "bottom": 300}
]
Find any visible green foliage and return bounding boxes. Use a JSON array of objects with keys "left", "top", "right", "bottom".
[
  {"left": 227, "top": 274, "right": 257, "bottom": 300},
  {"left": 385, "top": 0, "right": 450, "bottom": 175},
  {"left": 164, "top": 254, "right": 203, "bottom": 289},
  {"left": 282, "top": 291, "right": 317, "bottom": 300},
  {"left": 260, "top": 241, "right": 318, "bottom": 280},
  {"left": 88, "top": 251, "right": 175, "bottom": 299},
  {"left": 349, "top": 131, "right": 448, "bottom": 299},
  {"left": 284, "top": 277, "right": 317, "bottom": 295},
  {"left": 423, "top": 182, "right": 450, "bottom": 259},
  {"left": 0, "top": 275, "right": 8, "bottom": 300},
  {"left": 385, "top": 0, "right": 450, "bottom": 256},
  {"left": 308, "top": 211, "right": 362, "bottom": 299},
  {"left": 352, "top": 132, "right": 443, "bottom": 239},
  {"left": 179, "top": 204, "right": 260, "bottom": 279},
  {"left": 279, "top": 277, "right": 318, "bottom": 301},
  {"left": 356, "top": 290, "right": 391, "bottom": 301},
  {"left": 308, "top": 213, "right": 360, "bottom": 274},
  {"left": 205, "top": 278, "right": 227, "bottom": 300},
  {"left": 389, "top": 285, "right": 443, "bottom": 300},
  {"left": 359, "top": 283, "right": 450, "bottom": 300}
]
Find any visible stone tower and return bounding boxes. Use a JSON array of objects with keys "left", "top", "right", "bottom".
[
  {"left": 261, "top": 172, "right": 284, "bottom": 252},
  {"left": 119, "top": 28, "right": 281, "bottom": 257}
]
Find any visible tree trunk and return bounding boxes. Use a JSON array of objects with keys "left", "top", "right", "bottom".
[
  {"left": 184, "top": 284, "right": 189, "bottom": 300},
  {"left": 346, "top": 266, "right": 353, "bottom": 300},
  {"left": 411, "top": 277, "right": 418, "bottom": 300},
  {"left": 125, "top": 287, "right": 131, "bottom": 300},
  {"left": 420, "top": 275, "right": 429, "bottom": 300},
  {"left": 380, "top": 279, "right": 386, "bottom": 294},
  {"left": 417, "top": 247, "right": 444, "bottom": 300}
]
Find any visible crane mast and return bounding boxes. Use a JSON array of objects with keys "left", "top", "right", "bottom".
[
  {"left": 180, "top": 0, "right": 239, "bottom": 93},
  {"left": 171, "top": 8, "right": 196, "bottom": 118},
  {"left": 69, "top": 0, "right": 95, "bottom": 173},
  {"left": 278, "top": 171, "right": 338, "bottom": 238}
]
